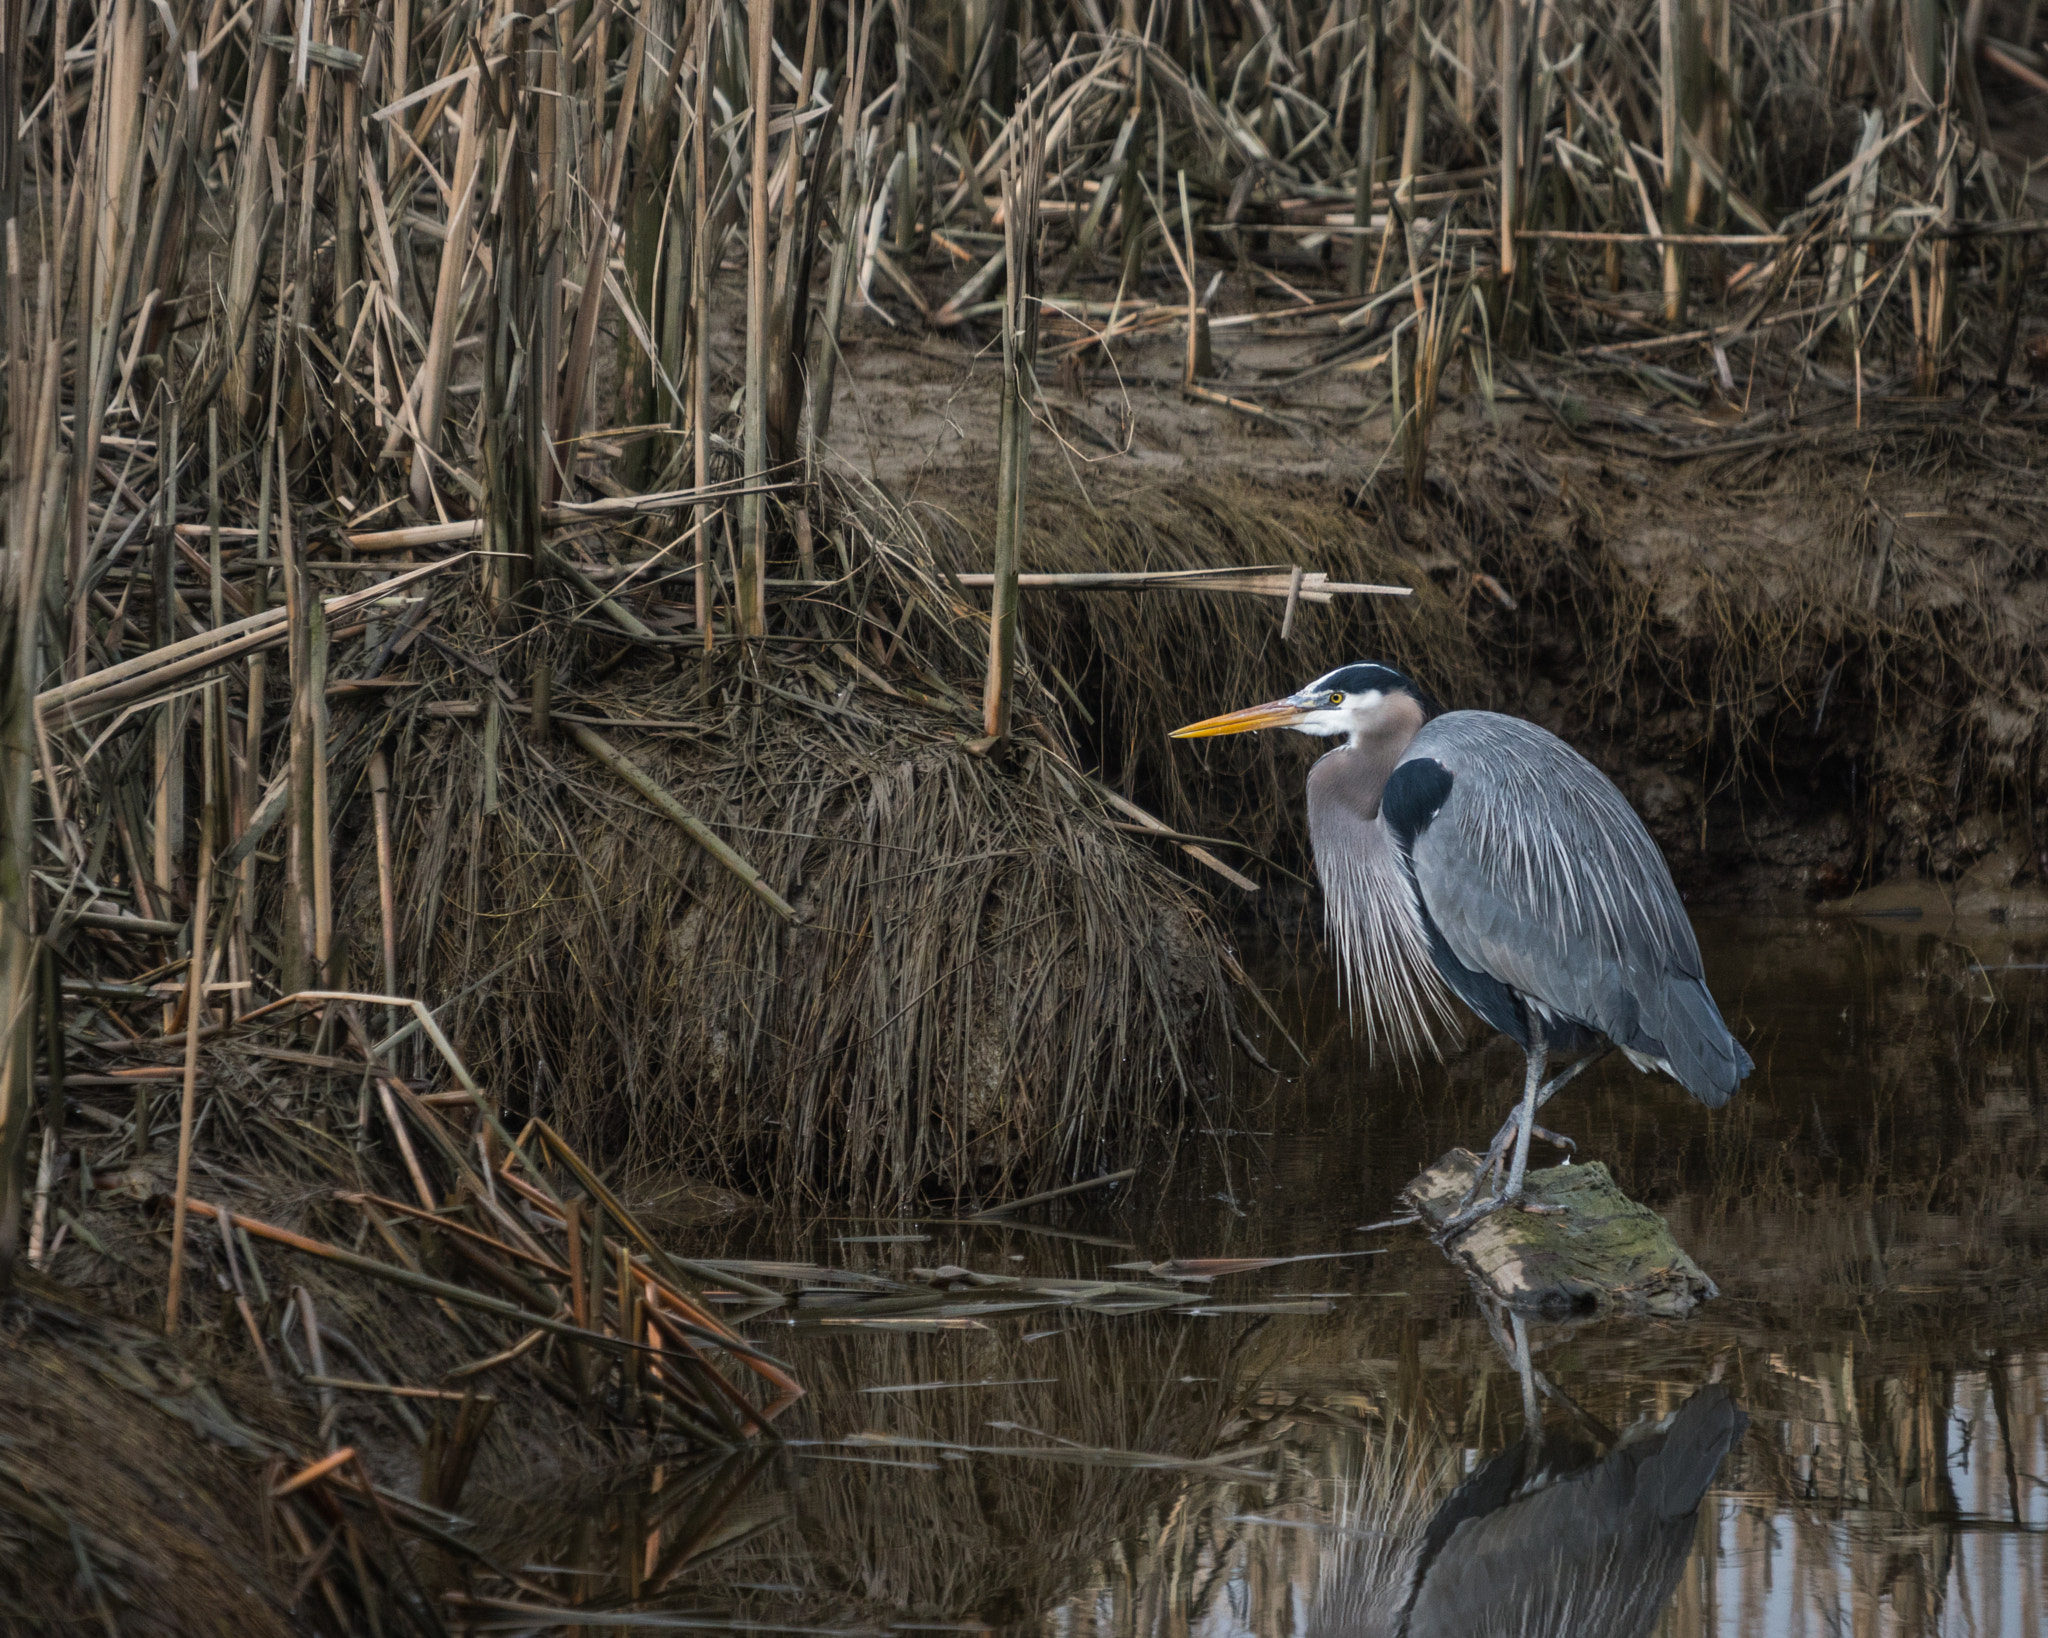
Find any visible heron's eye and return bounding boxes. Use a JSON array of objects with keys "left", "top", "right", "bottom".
[{"left": 1328, "top": 691, "right": 1345, "bottom": 706}]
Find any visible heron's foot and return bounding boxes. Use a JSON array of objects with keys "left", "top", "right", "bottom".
[
  {"left": 1435, "top": 1184, "right": 1518, "bottom": 1239},
  {"left": 1447, "top": 1144, "right": 1511, "bottom": 1224},
  {"left": 1442, "top": 1115, "right": 1576, "bottom": 1236},
  {"left": 1436, "top": 1184, "right": 1570, "bottom": 1239}
]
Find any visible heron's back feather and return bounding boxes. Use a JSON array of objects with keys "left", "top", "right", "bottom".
[{"left": 1402, "top": 713, "right": 1751, "bottom": 1105}]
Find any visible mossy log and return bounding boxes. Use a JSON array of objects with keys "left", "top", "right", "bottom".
[{"left": 1403, "top": 1151, "right": 1718, "bottom": 1319}]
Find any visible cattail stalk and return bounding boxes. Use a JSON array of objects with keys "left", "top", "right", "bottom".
[
  {"left": 738, "top": 0, "right": 774, "bottom": 638},
  {"left": 1658, "top": 0, "right": 1689, "bottom": 320},
  {"left": 983, "top": 117, "right": 1041, "bottom": 744},
  {"left": 164, "top": 677, "right": 218, "bottom": 1332}
]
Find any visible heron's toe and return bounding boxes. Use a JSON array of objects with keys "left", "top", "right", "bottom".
[{"left": 1435, "top": 1190, "right": 1513, "bottom": 1239}]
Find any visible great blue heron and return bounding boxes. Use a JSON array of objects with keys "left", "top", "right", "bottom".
[{"left": 1171, "top": 661, "right": 1751, "bottom": 1221}]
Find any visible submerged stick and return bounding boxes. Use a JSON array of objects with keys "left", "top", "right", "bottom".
[{"left": 565, "top": 723, "right": 796, "bottom": 921}]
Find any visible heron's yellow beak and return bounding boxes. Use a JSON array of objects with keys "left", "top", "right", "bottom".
[{"left": 1169, "top": 699, "right": 1307, "bottom": 738}]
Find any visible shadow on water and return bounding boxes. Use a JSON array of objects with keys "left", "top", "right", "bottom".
[{"left": 453, "top": 913, "right": 2048, "bottom": 1635}]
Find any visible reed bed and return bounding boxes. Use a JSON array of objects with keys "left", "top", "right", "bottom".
[{"left": 359, "top": 501, "right": 1232, "bottom": 1206}]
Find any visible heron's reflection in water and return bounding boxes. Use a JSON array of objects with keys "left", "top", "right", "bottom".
[{"left": 1312, "top": 1309, "right": 1746, "bottom": 1638}]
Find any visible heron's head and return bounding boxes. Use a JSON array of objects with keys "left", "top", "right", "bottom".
[{"left": 1170, "top": 663, "right": 1438, "bottom": 749}]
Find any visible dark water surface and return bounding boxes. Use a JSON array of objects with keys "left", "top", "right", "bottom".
[{"left": 481, "top": 913, "right": 2048, "bottom": 1636}]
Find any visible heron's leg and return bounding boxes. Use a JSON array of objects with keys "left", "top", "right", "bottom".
[
  {"left": 1502, "top": 1038, "right": 1549, "bottom": 1201},
  {"left": 1449, "top": 1106, "right": 1526, "bottom": 1220},
  {"left": 1530, "top": 1044, "right": 1615, "bottom": 1118},
  {"left": 1487, "top": 1045, "right": 1616, "bottom": 1159},
  {"left": 1441, "top": 1032, "right": 1550, "bottom": 1232},
  {"left": 1511, "top": 1310, "right": 1542, "bottom": 1439}
]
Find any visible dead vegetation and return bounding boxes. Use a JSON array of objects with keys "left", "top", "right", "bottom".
[
  {"left": 9, "top": 1004, "right": 804, "bottom": 1632},
  {"left": 367, "top": 551, "right": 1233, "bottom": 1205}
]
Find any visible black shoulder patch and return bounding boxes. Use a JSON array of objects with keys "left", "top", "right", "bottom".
[{"left": 1381, "top": 758, "right": 1453, "bottom": 851}]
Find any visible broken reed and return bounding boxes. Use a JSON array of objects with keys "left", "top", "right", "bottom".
[{"left": 0, "top": 0, "right": 2038, "bottom": 1281}]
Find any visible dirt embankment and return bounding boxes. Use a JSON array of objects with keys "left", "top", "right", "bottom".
[{"left": 824, "top": 313, "right": 2048, "bottom": 910}]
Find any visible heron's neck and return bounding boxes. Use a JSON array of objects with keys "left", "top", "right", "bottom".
[{"left": 1336, "top": 696, "right": 1427, "bottom": 818}]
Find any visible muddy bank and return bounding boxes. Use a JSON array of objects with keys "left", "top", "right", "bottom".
[
  {"left": 4, "top": 1025, "right": 801, "bottom": 1631},
  {"left": 876, "top": 370, "right": 2048, "bottom": 908}
]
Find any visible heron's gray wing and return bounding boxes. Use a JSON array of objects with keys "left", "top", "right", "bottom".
[{"left": 1401, "top": 713, "right": 1749, "bottom": 1105}]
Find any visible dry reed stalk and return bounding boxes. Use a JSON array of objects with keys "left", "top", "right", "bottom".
[
  {"left": 181, "top": 1193, "right": 666, "bottom": 1361},
  {"left": 566, "top": 721, "right": 797, "bottom": 920},
  {"left": 1349, "top": 0, "right": 1384, "bottom": 294},
  {"left": 1917, "top": 133, "right": 1957, "bottom": 394},
  {"left": 406, "top": 78, "right": 485, "bottom": 519},
  {"left": 162, "top": 664, "right": 218, "bottom": 1333},
  {"left": 982, "top": 111, "right": 1043, "bottom": 744},
  {"left": 807, "top": 0, "right": 876, "bottom": 466},
  {"left": 369, "top": 750, "right": 399, "bottom": 1005},
  {"left": 557, "top": 0, "right": 649, "bottom": 492},
  {"left": 950, "top": 569, "right": 1409, "bottom": 597},
  {"left": 738, "top": 0, "right": 775, "bottom": 637},
  {"left": 150, "top": 409, "right": 181, "bottom": 930},
  {"left": 0, "top": 473, "right": 35, "bottom": 1295},
  {"left": 224, "top": 0, "right": 286, "bottom": 420},
  {"left": 1658, "top": 0, "right": 1692, "bottom": 319},
  {"left": 279, "top": 456, "right": 313, "bottom": 992},
  {"left": 0, "top": 242, "right": 60, "bottom": 1289},
  {"left": 34, "top": 558, "right": 457, "bottom": 726}
]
